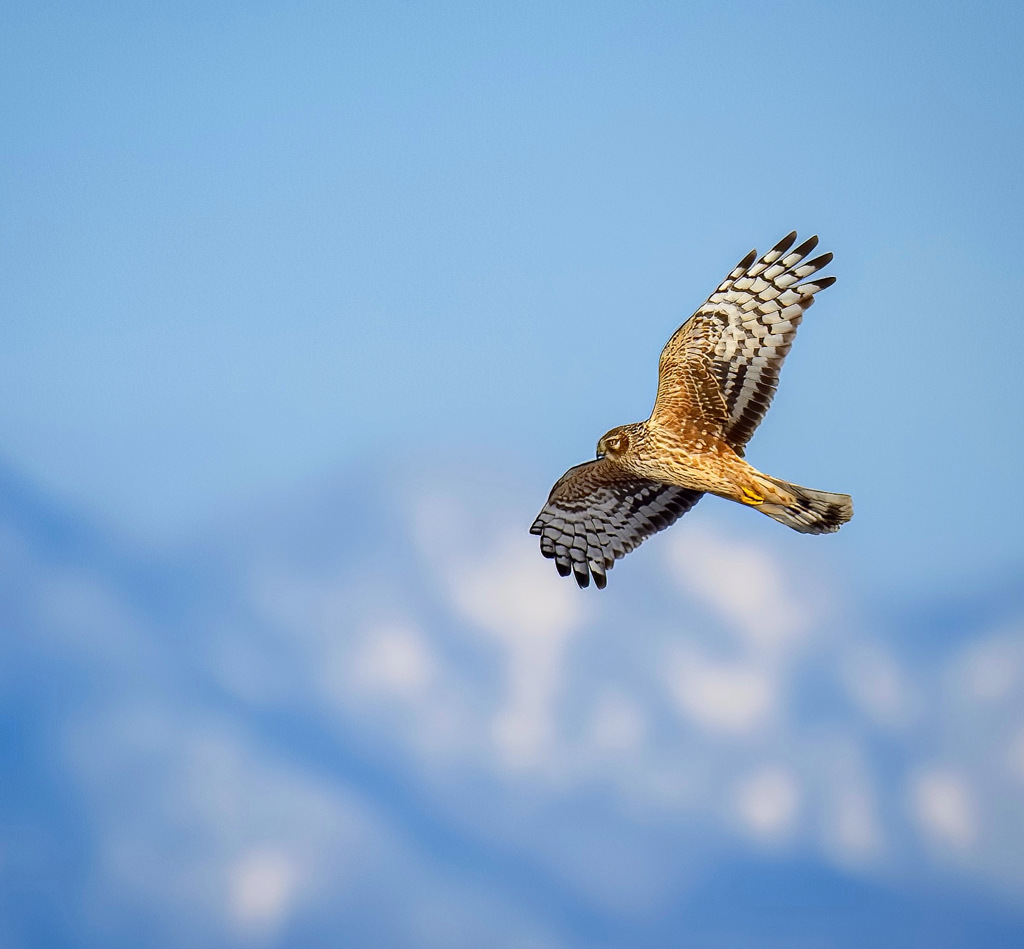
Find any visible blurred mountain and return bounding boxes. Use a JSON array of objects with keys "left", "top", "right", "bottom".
[{"left": 2, "top": 458, "right": 1023, "bottom": 948}]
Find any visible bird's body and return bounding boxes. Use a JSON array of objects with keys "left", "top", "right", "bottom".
[
  {"left": 532, "top": 232, "right": 853, "bottom": 589},
  {"left": 595, "top": 420, "right": 767, "bottom": 501}
]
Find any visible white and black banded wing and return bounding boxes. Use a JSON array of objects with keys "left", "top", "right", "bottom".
[
  {"left": 657, "top": 232, "right": 835, "bottom": 453},
  {"left": 530, "top": 459, "right": 703, "bottom": 589}
]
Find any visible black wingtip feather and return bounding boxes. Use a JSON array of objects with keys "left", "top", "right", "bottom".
[
  {"left": 791, "top": 235, "right": 819, "bottom": 258},
  {"left": 737, "top": 248, "right": 758, "bottom": 270},
  {"left": 771, "top": 231, "right": 798, "bottom": 256},
  {"left": 805, "top": 252, "right": 833, "bottom": 271}
]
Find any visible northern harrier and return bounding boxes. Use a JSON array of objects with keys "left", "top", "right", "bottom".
[{"left": 531, "top": 232, "right": 853, "bottom": 589}]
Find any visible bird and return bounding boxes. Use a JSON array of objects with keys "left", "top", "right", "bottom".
[{"left": 530, "top": 231, "right": 853, "bottom": 589}]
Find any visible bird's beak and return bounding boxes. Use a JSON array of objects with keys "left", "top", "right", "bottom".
[{"left": 596, "top": 449, "right": 606, "bottom": 460}]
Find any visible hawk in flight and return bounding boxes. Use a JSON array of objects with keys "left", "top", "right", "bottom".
[{"left": 531, "top": 231, "right": 853, "bottom": 589}]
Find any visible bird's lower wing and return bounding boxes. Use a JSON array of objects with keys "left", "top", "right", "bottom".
[{"left": 530, "top": 459, "right": 703, "bottom": 588}]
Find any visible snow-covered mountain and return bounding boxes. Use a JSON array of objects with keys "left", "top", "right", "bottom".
[{"left": 2, "top": 457, "right": 1024, "bottom": 948}]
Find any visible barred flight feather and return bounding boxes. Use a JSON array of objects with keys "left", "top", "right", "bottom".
[
  {"left": 530, "top": 460, "right": 702, "bottom": 589},
  {"left": 656, "top": 231, "right": 836, "bottom": 453}
]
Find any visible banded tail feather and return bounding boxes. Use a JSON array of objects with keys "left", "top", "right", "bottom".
[{"left": 758, "top": 477, "right": 853, "bottom": 535}]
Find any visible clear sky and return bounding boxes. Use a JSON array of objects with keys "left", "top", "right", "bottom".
[{"left": 2, "top": 0, "right": 1022, "bottom": 598}]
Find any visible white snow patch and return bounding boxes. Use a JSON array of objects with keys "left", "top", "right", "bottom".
[
  {"left": 665, "top": 527, "right": 811, "bottom": 652},
  {"left": 351, "top": 623, "right": 436, "bottom": 699},
  {"left": 841, "top": 642, "right": 917, "bottom": 729},
  {"left": 910, "top": 769, "right": 977, "bottom": 850},
  {"left": 415, "top": 492, "right": 585, "bottom": 771},
  {"left": 734, "top": 766, "right": 801, "bottom": 840},
  {"left": 666, "top": 649, "right": 775, "bottom": 734},
  {"left": 229, "top": 848, "right": 300, "bottom": 938}
]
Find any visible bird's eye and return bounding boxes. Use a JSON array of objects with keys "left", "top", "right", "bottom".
[{"left": 597, "top": 432, "right": 628, "bottom": 458}]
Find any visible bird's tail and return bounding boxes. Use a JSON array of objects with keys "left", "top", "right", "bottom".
[{"left": 756, "top": 477, "right": 853, "bottom": 534}]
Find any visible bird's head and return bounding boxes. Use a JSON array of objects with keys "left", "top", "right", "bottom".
[{"left": 596, "top": 426, "right": 631, "bottom": 460}]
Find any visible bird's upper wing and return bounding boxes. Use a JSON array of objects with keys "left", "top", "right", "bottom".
[
  {"left": 530, "top": 459, "right": 703, "bottom": 589},
  {"left": 651, "top": 232, "right": 835, "bottom": 453}
]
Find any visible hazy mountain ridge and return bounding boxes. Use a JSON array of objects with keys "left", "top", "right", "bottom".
[{"left": 2, "top": 460, "right": 1023, "bottom": 948}]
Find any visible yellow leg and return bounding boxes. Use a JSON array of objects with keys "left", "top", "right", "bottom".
[{"left": 740, "top": 486, "right": 765, "bottom": 506}]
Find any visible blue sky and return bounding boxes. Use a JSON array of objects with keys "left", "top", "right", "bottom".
[
  {"left": 2, "top": 4, "right": 1024, "bottom": 945},
  {"left": 3, "top": 1, "right": 1023, "bottom": 598}
]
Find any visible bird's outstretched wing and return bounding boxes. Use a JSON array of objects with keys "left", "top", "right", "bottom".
[
  {"left": 651, "top": 232, "right": 835, "bottom": 453},
  {"left": 530, "top": 459, "right": 702, "bottom": 589}
]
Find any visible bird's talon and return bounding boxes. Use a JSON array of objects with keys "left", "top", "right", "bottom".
[{"left": 740, "top": 487, "right": 765, "bottom": 506}]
